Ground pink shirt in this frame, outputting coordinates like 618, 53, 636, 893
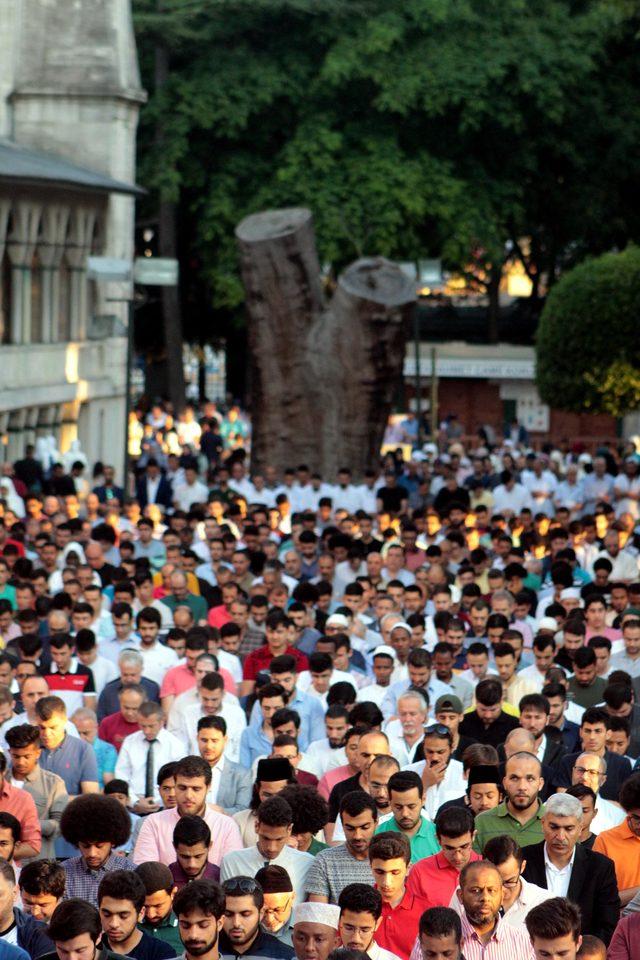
133, 805, 242, 866
159, 662, 236, 697
0, 781, 41, 853
318, 764, 355, 801
409, 911, 534, 960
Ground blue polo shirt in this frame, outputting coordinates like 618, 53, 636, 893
39, 733, 99, 793
249, 688, 325, 748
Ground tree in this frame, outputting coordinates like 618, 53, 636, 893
236, 208, 415, 476
132, 0, 640, 371
536, 246, 640, 416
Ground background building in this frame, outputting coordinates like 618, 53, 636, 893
0, 0, 144, 469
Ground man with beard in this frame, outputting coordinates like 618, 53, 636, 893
219, 876, 293, 959
473, 752, 545, 853
332, 757, 400, 845
97, 871, 175, 960
337, 884, 399, 960
306, 793, 378, 904
406, 808, 480, 908
409, 863, 535, 960
255, 866, 295, 946
374, 772, 438, 863
174, 880, 225, 960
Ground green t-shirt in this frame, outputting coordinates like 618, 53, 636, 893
375, 814, 440, 863
139, 913, 183, 954
0, 584, 16, 611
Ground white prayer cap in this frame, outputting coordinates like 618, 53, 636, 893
560, 588, 581, 601
390, 621, 412, 635
293, 903, 340, 929
372, 644, 397, 660
539, 616, 559, 632
326, 614, 349, 628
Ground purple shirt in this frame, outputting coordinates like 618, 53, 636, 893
169, 860, 221, 889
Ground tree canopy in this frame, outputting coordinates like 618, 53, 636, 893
536, 246, 640, 416
133, 0, 640, 326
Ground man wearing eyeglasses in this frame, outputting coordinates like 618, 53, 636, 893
219, 875, 294, 959
570, 752, 625, 833
593, 772, 640, 908
255, 866, 295, 946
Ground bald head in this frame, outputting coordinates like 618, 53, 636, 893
357, 732, 390, 768
504, 729, 536, 758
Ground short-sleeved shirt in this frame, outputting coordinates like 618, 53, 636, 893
92, 736, 118, 788
406, 851, 482, 907
243, 645, 308, 682
593, 819, 640, 891
106, 931, 175, 960
39, 733, 99, 793
474, 801, 545, 854
45, 661, 95, 715
0, 780, 41, 851
376, 888, 428, 960
375, 814, 440, 863
304, 844, 374, 902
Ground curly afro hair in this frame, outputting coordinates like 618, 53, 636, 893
60, 794, 131, 847
279, 784, 329, 836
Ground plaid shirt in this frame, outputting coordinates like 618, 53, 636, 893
63, 853, 135, 905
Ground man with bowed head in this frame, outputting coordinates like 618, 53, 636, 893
410, 862, 536, 960
173, 879, 226, 960
521, 791, 620, 943
406, 808, 481, 908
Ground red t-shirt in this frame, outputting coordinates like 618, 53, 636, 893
243, 644, 308, 681
98, 712, 140, 752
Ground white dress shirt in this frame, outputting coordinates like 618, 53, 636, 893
590, 794, 626, 834
207, 755, 225, 805
403, 758, 465, 819
544, 845, 575, 897
115, 728, 185, 802
303, 739, 347, 777
180, 699, 247, 762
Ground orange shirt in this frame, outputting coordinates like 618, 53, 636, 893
593, 819, 640, 890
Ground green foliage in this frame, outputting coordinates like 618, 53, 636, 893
133, 0, 640, 319
536, 246, 640, 416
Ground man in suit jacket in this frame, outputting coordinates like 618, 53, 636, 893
136, 460, 173, 510
196, 715, 252, 815
522, 792, 619, 944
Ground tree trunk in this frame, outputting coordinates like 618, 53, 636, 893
486, 264, 502, 343
236, 209, 415, 477
154, 35, 186, 414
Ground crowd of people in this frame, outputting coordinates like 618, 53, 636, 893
0, 411, 638, 960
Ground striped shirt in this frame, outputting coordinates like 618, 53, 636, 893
409, 911, 535, 960
305, 844, 374, 902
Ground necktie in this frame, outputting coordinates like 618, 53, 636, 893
145, 738, 158, 798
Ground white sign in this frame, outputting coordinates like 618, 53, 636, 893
134, 257, 179, 286
404, 357, 535, 380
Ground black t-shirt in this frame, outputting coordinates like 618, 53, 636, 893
109, 931, 175, 960
376, 484, 409, 513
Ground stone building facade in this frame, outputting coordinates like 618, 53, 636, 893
0, 0, 145, 472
